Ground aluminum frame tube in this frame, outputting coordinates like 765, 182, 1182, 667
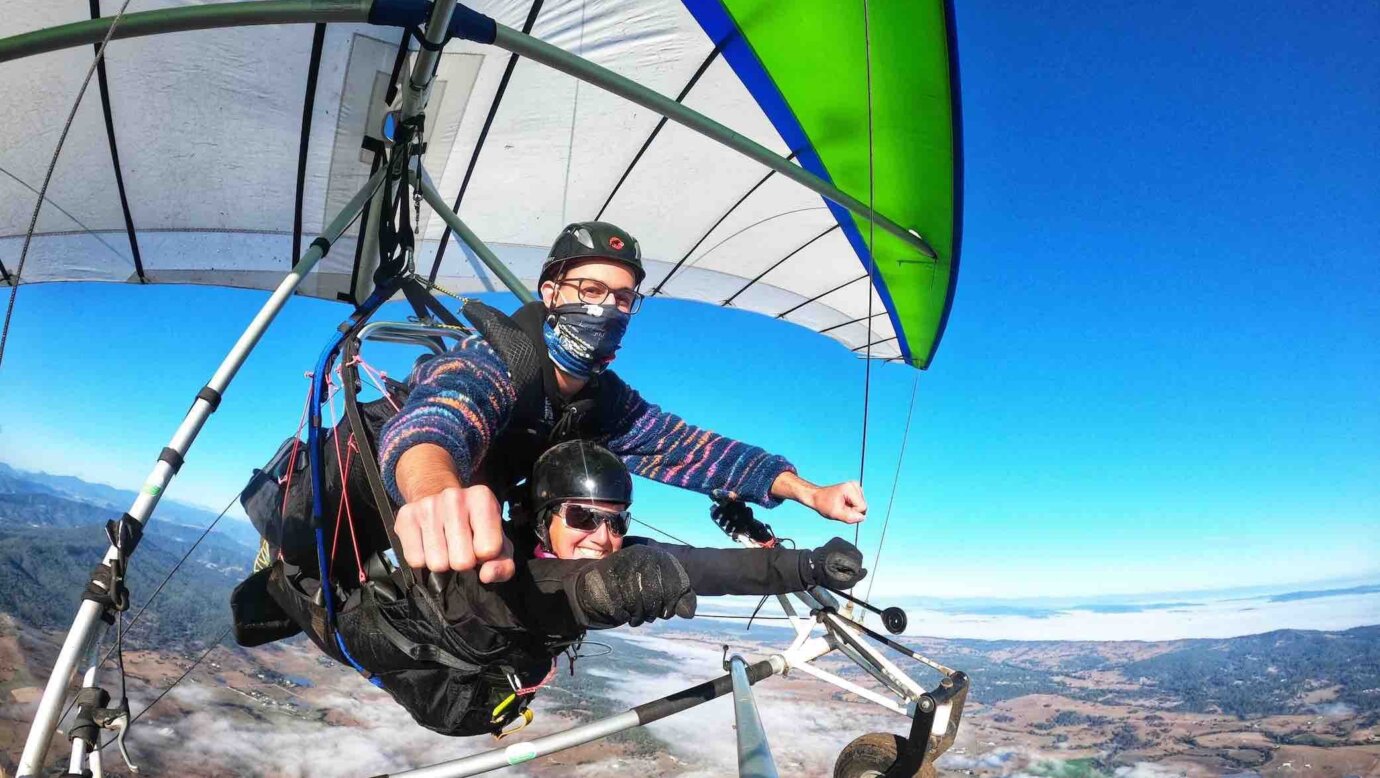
65, 652, 102, 778
17, 165, 389, 777
729, 655, 779, 778
822, 609, 926, 700
357, 321, 469, 354
388, 656, 785, 778
0, 0, 370, 64
400, 0, 459, 122
489, 23, 938, 260
415, 169, 536, 303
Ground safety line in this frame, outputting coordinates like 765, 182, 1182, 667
0, 0, 134, 371
557, 0, 588, 226
864, 372, 919, 605
856, 0, 878, 551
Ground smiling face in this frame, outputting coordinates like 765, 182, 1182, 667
545, 499, 627, 560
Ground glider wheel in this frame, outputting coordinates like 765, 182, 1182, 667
833, 732, 937, 778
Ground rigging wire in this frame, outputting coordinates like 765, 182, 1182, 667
855, 0, 878, 552
58, 485, 242, 728
630, 516, 692, 546
0, 0, 134, 371
98, 625, 233, 753
863, 372, 920, 605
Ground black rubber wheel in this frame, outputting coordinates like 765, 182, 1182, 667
833, 732, 911, 778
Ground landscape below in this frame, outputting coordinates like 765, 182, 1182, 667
1, 464, 1377, 776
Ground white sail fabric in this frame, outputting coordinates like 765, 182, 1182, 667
0, 1, 903, 360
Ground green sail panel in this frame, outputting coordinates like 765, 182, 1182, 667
710, 0, 962, 368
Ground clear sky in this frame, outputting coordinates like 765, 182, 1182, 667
1, 1, 1377, 599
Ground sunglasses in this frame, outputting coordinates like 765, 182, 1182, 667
557, 504, 631, 537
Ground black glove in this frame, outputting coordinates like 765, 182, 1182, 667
710, 497, 777, 546
804, 537, 867, 590
574, 546, 698, 628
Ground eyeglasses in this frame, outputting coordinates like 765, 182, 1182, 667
557, 504, 631, 537
555, 277, 645, 314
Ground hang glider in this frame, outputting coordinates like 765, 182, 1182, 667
3, 1, 967, 775
0, 0, 960, 367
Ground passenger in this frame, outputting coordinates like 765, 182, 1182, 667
253, 441, 866, 737
378, 220, 869, 584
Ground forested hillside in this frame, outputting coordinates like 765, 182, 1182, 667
0, 467, 254, 646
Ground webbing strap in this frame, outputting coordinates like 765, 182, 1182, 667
195, 385, 222, 412
339, 334, 417, 592
400, 274, 465, 328
340, 329, 458, 635
159, 447, 184, 473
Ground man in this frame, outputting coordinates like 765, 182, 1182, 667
378, 221, 868, 583
249, 441, 866, 737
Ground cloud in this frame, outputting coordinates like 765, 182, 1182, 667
138, 682, 506, 777
1312, 702, 1356, 718
595, 631, 913, 776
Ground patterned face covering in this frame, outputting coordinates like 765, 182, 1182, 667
543, 302, 630, 378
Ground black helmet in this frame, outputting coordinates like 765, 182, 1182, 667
530, 441, 633, 516
541, 221, 645, 285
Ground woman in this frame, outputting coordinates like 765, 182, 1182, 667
234, 440, 866, 737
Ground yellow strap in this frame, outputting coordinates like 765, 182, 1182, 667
493, 708, 534, 740
490, 692, 517, 722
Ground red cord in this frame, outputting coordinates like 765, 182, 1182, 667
512, 660, 558, 696
348, 355, 402, 412
325, 378, 367, 582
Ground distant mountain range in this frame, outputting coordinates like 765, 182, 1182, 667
0, 463, 259, 645
0, 461, 262, 548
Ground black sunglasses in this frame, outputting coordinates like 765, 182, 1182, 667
557, 504, 631, 537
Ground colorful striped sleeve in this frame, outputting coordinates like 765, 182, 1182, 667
602, 382, 795, 507
377, 335, 517, 503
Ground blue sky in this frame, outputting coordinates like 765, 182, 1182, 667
1, 1, 1377, 599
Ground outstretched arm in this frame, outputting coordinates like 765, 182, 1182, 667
626, 537, 865, 597
378, 335, 517, 501
768, 472, 868, 524
602, 378, 868, 523
378, 336, 517, 581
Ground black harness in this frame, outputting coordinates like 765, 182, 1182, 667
232, 287, 616, 735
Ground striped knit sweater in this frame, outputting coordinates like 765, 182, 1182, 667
378, 335, 795, 507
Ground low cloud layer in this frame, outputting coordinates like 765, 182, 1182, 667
697, 588, 1380, 641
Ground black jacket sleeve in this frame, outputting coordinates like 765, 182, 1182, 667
439, 537, 811, 637
623, 537, 810, 596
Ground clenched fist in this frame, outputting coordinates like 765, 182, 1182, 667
394, 484, 515, 583
807, 481, 868, 524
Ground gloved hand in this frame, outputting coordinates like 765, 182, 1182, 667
574, 546, 698, 628
804, 537, 867, 590
710, 497, 777, 547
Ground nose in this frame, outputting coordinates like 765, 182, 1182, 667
588, 522, 612, 544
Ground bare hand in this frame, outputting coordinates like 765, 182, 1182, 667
394, 484, 515, 582
807, 481, 867, 524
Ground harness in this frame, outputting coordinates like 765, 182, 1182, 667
233, 280, 610, 736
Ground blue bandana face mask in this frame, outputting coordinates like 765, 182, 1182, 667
543, 303, 630, 379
